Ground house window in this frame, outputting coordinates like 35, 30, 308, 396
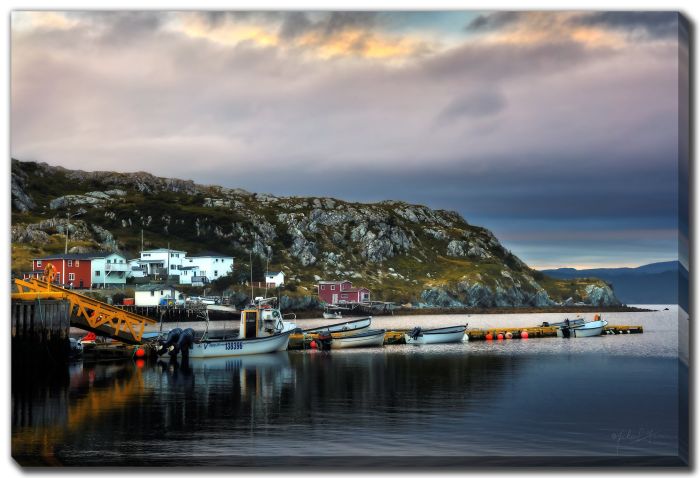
160, 290, 164, 295
36, 261, 42, 268
75, 260, 80, 266
170, 265, 176, 270
107, 259, 110, 264
150, 291, 155, 297
67, 260, 73, 267
68, 273, 75, 281
321, 285, 325, 290
331, 285, 336, 290
96, 271, 101, 276
214, 270, 218, 276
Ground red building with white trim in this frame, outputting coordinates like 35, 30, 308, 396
24, 252, 126, 289
317, 280, 371, 305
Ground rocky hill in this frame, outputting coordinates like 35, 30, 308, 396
11, 159, 620, 308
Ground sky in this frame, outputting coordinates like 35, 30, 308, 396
10, 10, 686, 269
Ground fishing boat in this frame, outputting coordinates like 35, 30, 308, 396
405, 325, 468, 345
328, 329, 386, 349
303, 316, 372, 337
322, 305, 347, 319
159, 297, 299, 358
556, 315, 608, 338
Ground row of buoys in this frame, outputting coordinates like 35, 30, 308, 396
484, 330, 530, 340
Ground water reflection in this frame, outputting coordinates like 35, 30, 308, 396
12, 348, 683, 466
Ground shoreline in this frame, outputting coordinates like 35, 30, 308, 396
289, 305, 656, 319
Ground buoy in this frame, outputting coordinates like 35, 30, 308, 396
521, 331, 529, 339
135, 347, 146, 358
485, 333, 493, 340
497, 333, 504, 340
135, 359, 145, 369
310, 340, 318, 349
505, 332, 513, 339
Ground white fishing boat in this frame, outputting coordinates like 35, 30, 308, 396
159, 296, 299, 358
303, 316, 372, 337
329, 329, 386, 349
405, 325, 468, 345
557, 316, 608, 338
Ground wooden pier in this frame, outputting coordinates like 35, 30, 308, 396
12, 299, 71, 362
287, 324, 643, 349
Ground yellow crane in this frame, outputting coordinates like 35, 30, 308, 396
13, 264, 157, 344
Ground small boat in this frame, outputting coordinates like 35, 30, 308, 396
323, 311, 343, 319
159, 296, 299, 358
405, 325, 468, 345
328, 329, 386, 349
557, 316, 608, 338
303, 317, 372, 337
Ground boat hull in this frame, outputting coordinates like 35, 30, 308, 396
330, 329, 386, 349
188, 330, 295, 358
304, 317, 372, 337
557, 320, 608, 338
405, 325, 467, 345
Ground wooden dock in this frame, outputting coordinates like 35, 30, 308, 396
288, 325, 643, 349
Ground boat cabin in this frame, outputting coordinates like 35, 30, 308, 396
238, 301, 284, 339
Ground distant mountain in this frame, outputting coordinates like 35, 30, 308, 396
541, 261, 681, 305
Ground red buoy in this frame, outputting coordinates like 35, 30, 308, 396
485, 333, 493, 340
135, 347, 146, 358
521, 331, 529, 339
310, 340, 318, 349
497, 333, 504, 340
135, 359, 145, 368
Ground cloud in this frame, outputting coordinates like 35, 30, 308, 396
10, 11, 683, 267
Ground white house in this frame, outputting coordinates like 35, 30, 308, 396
140, 248, 186, 278
265, 271, 285, 288
183, 251, 233, 282
134, 285, 183, 306
178, 265, 202, 285
127, 258, 146, 279
90, 252, 128, 288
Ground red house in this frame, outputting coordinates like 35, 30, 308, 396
317, 280, 371, 305
23, 252, 128, 289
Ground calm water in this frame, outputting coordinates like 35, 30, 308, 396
13, 305, 688, 466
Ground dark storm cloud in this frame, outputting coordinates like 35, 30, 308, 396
465, 12, 521, 31
573, 11, 680, 38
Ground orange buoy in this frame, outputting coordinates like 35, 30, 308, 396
310, 340, 318, 349
505, 332, 513, 339
497, 333, 504, 340
521, 331, 529, 339
135, 347, 145, 358
485, 333, 493, 340
135, 359, 145, 368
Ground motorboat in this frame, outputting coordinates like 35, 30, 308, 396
557, 315, 608, 338
158, 296, 299, 358
322, 305, 348, 319
303, 317, 372, 337
327, 329, 386, 349
405, 325, 468, 345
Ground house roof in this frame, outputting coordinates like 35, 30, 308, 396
141, 248, 186, 254
37, 251, 125, 260
135, 284, 178, 292
189, 250, 232, 258
344, 287, 370, 293
318, 280, 351, 285
266, 271, 284, 276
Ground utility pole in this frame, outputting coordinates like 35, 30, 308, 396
64, 211, 70, 254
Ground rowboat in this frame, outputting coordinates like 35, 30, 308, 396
329, 329, 386, 349
557, 318, 608, 338
405, 325, 468, 345
303, 317, 372, 337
